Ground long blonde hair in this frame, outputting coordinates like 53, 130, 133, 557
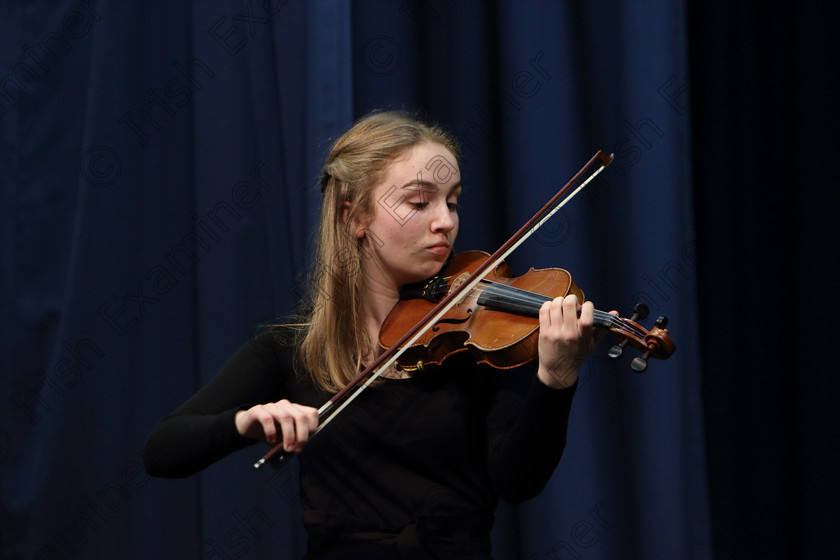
296, 110, 461, 392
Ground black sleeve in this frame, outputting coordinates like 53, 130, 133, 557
485, 369, 576, 504
142, 330, 290, 478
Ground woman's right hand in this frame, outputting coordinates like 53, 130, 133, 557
235, 399, 319, 453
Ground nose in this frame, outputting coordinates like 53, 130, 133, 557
430, 200, 456, 233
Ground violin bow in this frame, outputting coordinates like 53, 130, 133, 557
253, 150, 614, 469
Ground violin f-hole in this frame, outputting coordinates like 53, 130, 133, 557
431, 309, 473, 331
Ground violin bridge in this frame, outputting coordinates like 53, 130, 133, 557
449, 272, 471, 307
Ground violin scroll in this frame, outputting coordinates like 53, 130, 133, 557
605, 304, 676, 372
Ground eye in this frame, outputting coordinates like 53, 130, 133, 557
410, 202, 429, 210
447, 201, 460, 211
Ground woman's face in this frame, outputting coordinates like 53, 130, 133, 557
356, 141, 461, 290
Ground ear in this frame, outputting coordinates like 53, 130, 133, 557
342, 201, 367, 239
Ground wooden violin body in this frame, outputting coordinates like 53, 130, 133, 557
379, 251, 676, 373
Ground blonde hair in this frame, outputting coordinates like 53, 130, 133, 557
296, 110, 461, 392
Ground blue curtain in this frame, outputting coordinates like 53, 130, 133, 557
1, 1, 709, 558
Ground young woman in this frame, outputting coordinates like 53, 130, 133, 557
143, 111, 603, 558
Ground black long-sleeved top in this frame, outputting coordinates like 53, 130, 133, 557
143, 328, 576, 558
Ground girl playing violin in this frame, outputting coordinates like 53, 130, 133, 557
143, 110, 604, 558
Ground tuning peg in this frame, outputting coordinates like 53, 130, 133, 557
608, 303, 650, 359
655, 315, 668, 328
633, 303, 650, 321
630, 351, 650, 373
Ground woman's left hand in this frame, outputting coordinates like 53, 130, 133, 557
536, 294, 604, 389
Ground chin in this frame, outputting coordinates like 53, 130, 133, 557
424, 263, 448, 281
401, 265, 442, 287
397, 253, 451, 285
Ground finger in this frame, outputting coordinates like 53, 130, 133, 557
303, 407, 320, 435
539, 298, 553, 329
293, 407, 321, 452
579, 300, 595, 328
293, 411, 314, 451
547, 295, 568, 326
273, 401, 299, 452
254, 407, 278, 444
561, 295, 580, 327
540, 296, 572, 340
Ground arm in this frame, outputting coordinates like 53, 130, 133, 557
142, 329, 315, 478
487, 295, 603, 502
486, 374, 576, 503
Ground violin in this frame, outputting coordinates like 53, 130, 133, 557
254, 149, 672, 470
380, 250, 675, 374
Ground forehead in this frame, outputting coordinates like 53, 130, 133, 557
382, 142, 460, 186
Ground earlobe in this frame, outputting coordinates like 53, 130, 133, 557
342, 201, 366, 239
355, 220, 368, 239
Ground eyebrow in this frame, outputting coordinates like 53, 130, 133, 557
400, 179, 463, 194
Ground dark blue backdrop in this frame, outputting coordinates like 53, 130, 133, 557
2, 1, 709, 558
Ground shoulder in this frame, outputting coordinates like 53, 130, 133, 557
213, 324, 304, 388
248, 323, 329, 403
254, 323, 303, 349
242, 323, 304, 368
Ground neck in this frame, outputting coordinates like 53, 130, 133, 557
358, 251, 402, 337
360, 283, 411, 378
360, 277, 400, 358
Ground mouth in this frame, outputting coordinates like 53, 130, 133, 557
427, 243, 451, 256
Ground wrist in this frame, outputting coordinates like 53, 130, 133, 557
234, 410, 249, 437
537, 365, 578, 389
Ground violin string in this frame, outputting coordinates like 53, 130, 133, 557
441, 278, 650, 340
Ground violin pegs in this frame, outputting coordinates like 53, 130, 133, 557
608, 340, 626, 359
608, 302, 648, 359
630, 351, 650, 373
632, 303, 650, 321
608, 305, 662, 366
